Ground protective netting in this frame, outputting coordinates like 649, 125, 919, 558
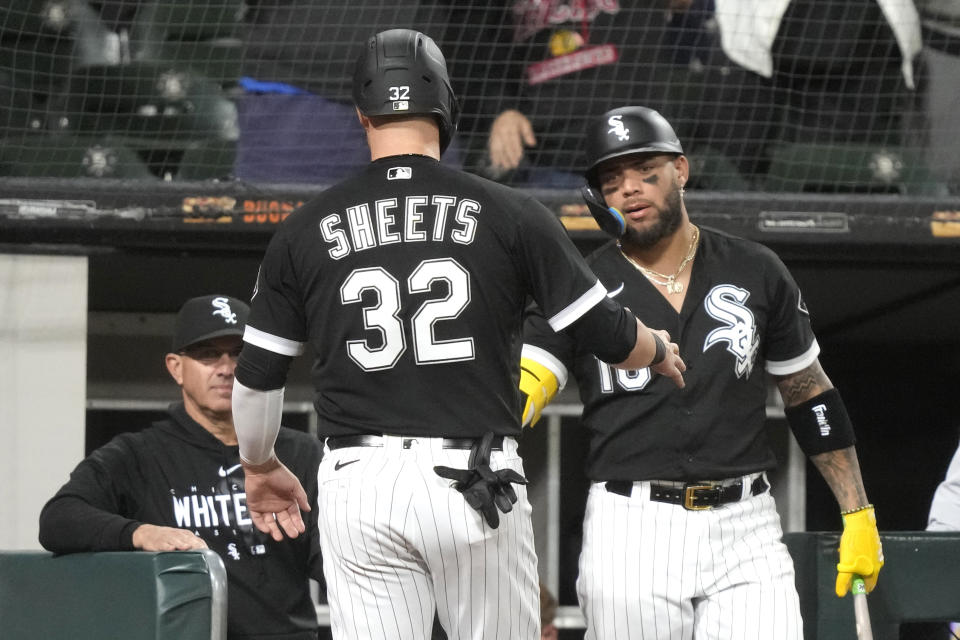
1, 0, 959, 198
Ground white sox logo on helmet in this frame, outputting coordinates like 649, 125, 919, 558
211, 296, 238, 324
607, 115, 630, 142
703, 284, 760, 378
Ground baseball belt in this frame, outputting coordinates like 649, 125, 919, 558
605, 474, 769, 510
326, 434, 505, 451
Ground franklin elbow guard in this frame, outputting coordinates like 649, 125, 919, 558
785, 388, 856, 455
519, 356, 561, 427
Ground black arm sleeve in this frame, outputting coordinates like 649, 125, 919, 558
276, 429, 326, 584
303, 443, 325, 584
235, 342, 295, 391
562, 296, 638, 365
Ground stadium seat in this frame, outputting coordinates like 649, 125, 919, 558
45, 62, 239, 148
176, 140, 237, 181
133, 40, 243, 89
0, 70, 44, 138
0, 39, 74, 97
0, 1, 72, 38
128, 0, 244, 88
762, 142, 946, 195
130, 0, 243, 42
0, 134, 155, 179
0, 550, 227, 640
685, 146, 751, 191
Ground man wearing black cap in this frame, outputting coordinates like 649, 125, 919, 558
39, 295, 325, 640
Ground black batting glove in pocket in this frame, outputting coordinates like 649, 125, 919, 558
434, 431, 528, 529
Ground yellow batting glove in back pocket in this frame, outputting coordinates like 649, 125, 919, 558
519, 357, 560, 428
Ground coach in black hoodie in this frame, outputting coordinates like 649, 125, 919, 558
39, 294, 324, 640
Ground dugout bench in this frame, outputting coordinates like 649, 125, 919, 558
784, 532, 960, 640
0, 549, 227, 640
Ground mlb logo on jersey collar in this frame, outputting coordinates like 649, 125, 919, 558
388, 166, 412, 180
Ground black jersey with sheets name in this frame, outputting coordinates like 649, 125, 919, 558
246, 154, 609, 438
523, 226, 820, 482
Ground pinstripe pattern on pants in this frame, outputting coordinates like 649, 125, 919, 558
318, 435, 541, 640
577, 477, 802, 640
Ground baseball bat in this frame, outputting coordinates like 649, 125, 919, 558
852, 576, 874, 640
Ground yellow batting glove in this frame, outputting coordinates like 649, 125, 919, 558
835, 505, 884, 597
519, 356, 560, 427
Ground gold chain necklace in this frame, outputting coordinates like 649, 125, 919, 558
619, 225, 700, 295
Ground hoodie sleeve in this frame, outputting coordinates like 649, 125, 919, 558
38, 437, 143, 553
300, 434, 325, 583
276, 429, 325, 583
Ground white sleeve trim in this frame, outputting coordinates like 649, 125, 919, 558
765, 340, 820, 376
232, 379, 284, 465
243, 325, 306, 357
547, 280, 607, 332
521, 344, 569, 389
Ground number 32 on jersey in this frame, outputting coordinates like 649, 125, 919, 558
340, 257, 474, 371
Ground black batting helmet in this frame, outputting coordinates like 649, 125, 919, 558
583, 106, 683, 188
353, 28, 460, 154
580, 106, 684, 237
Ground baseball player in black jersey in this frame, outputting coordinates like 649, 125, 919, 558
39, 295, 324, 640
230, 31, 685, 640
519, 106, 885, 640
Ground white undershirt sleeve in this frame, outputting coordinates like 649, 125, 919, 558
232, 379, 284, 465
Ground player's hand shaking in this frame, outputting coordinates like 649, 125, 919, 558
650, 329, 686, 389
242, 455, 311, 542
434, 431, 528, 529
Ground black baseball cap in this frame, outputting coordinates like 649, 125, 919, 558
172, 295, 250, 352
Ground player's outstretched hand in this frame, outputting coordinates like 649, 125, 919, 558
132, 524, 208, 551
650, 329, 686, 389
241, 455, 311, 542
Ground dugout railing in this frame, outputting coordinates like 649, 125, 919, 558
0, 549, 228, 640
784, 531, 960, 640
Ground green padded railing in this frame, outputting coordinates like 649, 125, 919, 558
784, 532, 960, 640
0, 550, 227, 640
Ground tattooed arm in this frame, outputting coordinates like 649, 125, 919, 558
777, 360, 884, 595
775, 360, 870, 511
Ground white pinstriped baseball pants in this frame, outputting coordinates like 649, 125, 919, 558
318, 435, 541, 640
577, 475, 803, 640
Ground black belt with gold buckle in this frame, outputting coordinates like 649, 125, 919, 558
605, 475, 769, 510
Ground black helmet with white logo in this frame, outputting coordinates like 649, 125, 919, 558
580, 106, 684, 237
583, 106, 683, 188
352, 28, 460, 154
